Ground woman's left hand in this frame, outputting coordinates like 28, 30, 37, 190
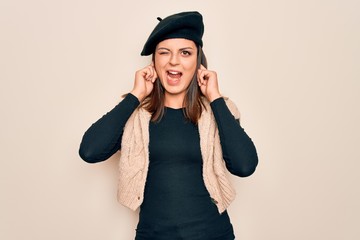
197, 65, 222, 102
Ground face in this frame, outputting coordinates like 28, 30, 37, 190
154, 38, 197, 100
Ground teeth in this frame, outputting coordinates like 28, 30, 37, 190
168, 71, 180, 74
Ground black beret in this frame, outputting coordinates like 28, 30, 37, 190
141, 11, 204, 56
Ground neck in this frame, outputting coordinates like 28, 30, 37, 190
164, 92, 185, 109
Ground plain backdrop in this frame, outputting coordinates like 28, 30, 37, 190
1, 0, 359, 239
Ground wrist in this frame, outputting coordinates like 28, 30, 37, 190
130, 90, 145, 102
208, 93, 222, 102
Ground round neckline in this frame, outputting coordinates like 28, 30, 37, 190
164, 106, 185, 111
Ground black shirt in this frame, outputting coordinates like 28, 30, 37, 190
79, 94, 258, 239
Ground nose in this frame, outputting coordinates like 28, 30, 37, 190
169, 53, 179, 66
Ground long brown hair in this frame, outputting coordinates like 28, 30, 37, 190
141, 46, 208, 124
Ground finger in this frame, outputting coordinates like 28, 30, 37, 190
149, 65, 157, 82
197, 77, 202, 86
151, 68, 158, 83
198, 71, 207, 86
148, 66, 155, 81
198, 69, 206, 84
149, 62, 156, 79
200, 69, 209, 81
144, 68, 152, 81
197, 69, 204, 85
147, 66, 154, 80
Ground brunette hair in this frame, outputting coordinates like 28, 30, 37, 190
140, 46, 208, 124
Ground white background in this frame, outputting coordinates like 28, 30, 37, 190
1, 0, 359, 239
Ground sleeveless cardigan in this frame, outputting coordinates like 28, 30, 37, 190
117, 97, 241, 214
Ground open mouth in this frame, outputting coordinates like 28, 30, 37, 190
166, 70, 183, 86
167, 70, 182, 79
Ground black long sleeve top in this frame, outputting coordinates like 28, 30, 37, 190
79, 93, 258, 177
79, 94, 258, 239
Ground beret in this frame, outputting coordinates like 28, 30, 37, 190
141, 11, 204, 56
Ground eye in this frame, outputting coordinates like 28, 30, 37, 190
158, 51, 169, 55
181, 50, 191, 56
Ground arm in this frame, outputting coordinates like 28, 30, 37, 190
210, 97, 258, 177
79, 63, 157, 163
78, 93, 140, 163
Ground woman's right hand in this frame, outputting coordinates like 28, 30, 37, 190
130, 63, 157, 102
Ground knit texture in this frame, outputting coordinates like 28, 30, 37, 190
117, 97, 241, 214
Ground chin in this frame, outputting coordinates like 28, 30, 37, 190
163, 85, 186, 95
161, 76, 192, 95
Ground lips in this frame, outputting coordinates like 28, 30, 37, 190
167, 70, 182, 78
166, 70, 182, 86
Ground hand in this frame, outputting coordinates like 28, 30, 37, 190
130, 63, 157, 102
197, 65, 222, 102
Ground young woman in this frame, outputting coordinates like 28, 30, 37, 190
79, 11, 258, 240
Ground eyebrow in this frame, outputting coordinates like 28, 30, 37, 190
156, 47, 194, 51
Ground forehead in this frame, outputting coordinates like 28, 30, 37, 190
156, 38, 197, 49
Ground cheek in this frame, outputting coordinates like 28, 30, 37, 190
153, 61, 163, 78
184, 59, 197, 76
154, 59, 167, 75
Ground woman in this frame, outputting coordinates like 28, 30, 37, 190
79, 11, 258, 240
